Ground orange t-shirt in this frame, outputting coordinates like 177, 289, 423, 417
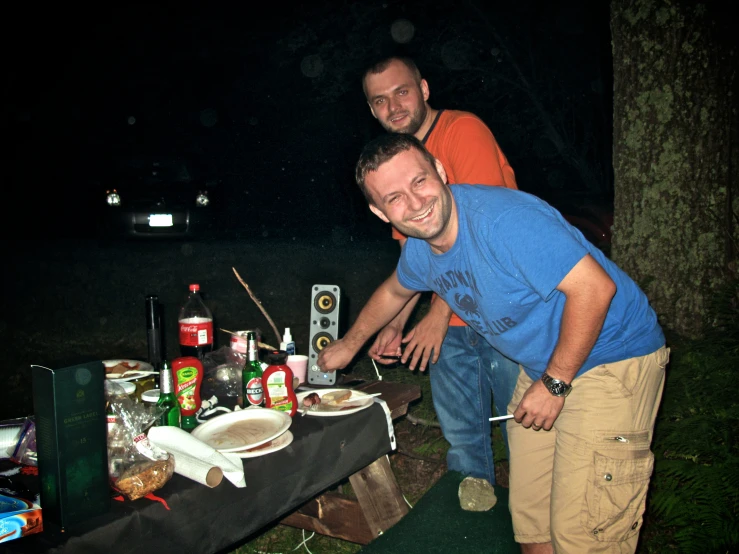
393, 109, 518, 326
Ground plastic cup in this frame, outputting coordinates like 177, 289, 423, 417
286, 355, 309, 385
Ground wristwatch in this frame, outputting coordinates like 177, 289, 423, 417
541, 372, 572, 397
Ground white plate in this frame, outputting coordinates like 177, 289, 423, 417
103, 359, 155, 381
232, 430, 294, 458
190, 407, 292, 453
297, 389, 375, 417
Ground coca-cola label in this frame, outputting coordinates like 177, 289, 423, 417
179, 318, 213, 347
245, 377, 263, 406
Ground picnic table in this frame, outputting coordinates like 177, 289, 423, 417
4, 380, 420, 553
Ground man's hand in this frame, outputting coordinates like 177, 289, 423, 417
316, 338, 357, 373
369, 324, 404, 364
400, 298, 452, 371
513, 379, 565, 431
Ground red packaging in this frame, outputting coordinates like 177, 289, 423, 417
262, 351, 298, 417
172, 356, 203, 430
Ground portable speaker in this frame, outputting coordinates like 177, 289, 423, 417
308, 284, 341, 385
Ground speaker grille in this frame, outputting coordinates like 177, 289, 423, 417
308, 284, 341, 385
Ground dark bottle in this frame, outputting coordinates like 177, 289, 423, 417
157, 361, 181, 427
178, 283, 214, 359
242, 331, 264, 407
145, 294, 163, 370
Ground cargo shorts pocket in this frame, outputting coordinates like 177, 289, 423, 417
580, 433, 654, 543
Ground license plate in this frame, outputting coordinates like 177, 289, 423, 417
149, 214, 173, 227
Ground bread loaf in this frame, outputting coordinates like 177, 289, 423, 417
322, 389, 352, 405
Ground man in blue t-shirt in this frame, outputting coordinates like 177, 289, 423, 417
317, 134, 668, 554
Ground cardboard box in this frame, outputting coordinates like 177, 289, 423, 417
31, 361, 110, 532
0, 460, 43, 544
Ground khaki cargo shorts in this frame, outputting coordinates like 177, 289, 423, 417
506, 347, 669, 553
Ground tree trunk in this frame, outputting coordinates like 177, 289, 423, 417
610, 0, 737, 338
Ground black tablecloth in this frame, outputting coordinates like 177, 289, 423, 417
4, 404, 392, 554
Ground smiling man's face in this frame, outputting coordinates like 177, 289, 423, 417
363, 59, 429, 137
366, 147, 456, 251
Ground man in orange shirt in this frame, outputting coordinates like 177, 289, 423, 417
362, 56, 520, 492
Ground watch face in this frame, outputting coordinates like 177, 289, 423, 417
550, 382, 567, 395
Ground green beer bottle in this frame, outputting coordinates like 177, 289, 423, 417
242, 331, 264, 407
157, 360, 181, 426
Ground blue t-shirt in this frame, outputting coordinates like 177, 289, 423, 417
397, 185, 665, 380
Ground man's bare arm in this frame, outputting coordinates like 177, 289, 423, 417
369, 292, 422, 361
317, 270, 417, 372
513, 254, 616, 430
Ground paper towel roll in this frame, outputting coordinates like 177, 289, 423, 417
147, 426, 245, 488
172, 454, 223, 488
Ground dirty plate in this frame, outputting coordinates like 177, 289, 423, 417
296, 389, 375, 417
191, 408, 292, 453
231, 430, 294, 458
104, 359, 155, 381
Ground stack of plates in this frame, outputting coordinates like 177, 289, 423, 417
191, 408, 293, 458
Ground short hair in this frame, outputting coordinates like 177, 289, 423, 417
361, 56, 423, 98
355, 133, 438, 204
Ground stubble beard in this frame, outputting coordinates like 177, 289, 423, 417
395, 186, 453, 243
382, 104, 427, 136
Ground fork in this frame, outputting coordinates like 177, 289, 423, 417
301, 403, 321, 417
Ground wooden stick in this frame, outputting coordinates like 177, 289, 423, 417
231, 267, 282, 346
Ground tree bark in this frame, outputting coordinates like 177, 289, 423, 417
610, 0, 738, 338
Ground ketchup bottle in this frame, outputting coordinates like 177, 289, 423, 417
262, 350, 298, 417
172, 356, 203, 430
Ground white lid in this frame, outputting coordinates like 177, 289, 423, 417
141, 389, 161, 403
118, 381, 136, 395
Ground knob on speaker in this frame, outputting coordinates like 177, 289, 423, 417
308, 284, 341, 385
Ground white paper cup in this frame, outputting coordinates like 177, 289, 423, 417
286, 355, 309, 385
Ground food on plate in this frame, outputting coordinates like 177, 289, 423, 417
302, 392, 321, 407
322, 389, 352, 405
104, 360, 141, 377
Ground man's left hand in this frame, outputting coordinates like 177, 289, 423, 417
513, 380, 565, 431
400, 300, 450, 371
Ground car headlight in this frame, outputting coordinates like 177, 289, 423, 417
195, 190, 210, 207
106, 190, 121, 207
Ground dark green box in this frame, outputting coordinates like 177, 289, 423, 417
31, 361, 110, 532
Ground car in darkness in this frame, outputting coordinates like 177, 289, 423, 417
100, 155, 219, 239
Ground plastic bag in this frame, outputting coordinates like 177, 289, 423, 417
9, 417, 37, 466
202, 346, 245, 403
105, 381, 174, 500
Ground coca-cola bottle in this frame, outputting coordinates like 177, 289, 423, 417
178, 283, 214, 359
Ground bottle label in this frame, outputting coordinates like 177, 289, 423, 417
270, 397, 294, 413
175, 366, 199, 412
266, 372, 287, 397
245, 377, 263, 406
179, 317, 213, 346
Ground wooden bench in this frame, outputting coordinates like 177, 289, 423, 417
280, 380, 421, 544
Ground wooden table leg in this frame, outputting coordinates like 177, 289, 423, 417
349, 454, 410, 538
281, 454, 409, 544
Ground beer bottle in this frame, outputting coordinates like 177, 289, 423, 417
242, 331, 264, 407
157, 360, 181, 427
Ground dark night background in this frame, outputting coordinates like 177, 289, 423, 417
6, 1, 613, 241
3, 1, 614, 419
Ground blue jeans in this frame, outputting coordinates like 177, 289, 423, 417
429, 325, 519, 485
